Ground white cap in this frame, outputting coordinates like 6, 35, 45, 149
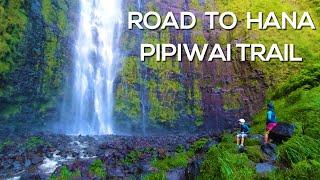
239, 119, 245, 123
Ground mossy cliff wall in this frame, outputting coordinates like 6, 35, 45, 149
116, 0, 319, 132
0, 0, 77, 129
116, 0, 266, 132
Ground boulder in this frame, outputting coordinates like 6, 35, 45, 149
269, 122, 294, 143
185, 157, 202, 179
30, 154, 43, 165
13, 161, 22, 172
256, 163, 276, 174
261, 143, 277, 161
167, 168, 185, 180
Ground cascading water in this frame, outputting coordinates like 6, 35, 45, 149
61, 0, 123, 135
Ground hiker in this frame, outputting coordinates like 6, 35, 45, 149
264, 103, 277, 143
236, 119, 250, 148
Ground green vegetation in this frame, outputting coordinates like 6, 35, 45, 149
0, 0, 27, 73
146, 138, 209, 177
0, 104, 21, 119
24, 136, 46, 150
89, 159, 107, 178
0, 139, 13, 151
123, 149, 143, 165
287, 160, 320, 179
142, 171, 166, 180
0, 0, 27, 114
199, 146, 255, 180
115, 56, 141, 121
50, 166, 81, 180
278, 136, 320, 166
122, 147, 155, 165
190, 138, 209, 153
253, 86, 320, 138
40, 0, 71, 115
216, 0, 320, 87
207, 1, 320, 177
246, 145, 267, 163
0, 0, 73, 122
152, 151, 190, 171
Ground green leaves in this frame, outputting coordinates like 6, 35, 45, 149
90, 159, 107, 178
199, 145, 255, 180
278, 136, 320, 166
0, 0, 27, 73
50, 166, 81, 180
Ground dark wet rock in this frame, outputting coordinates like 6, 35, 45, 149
185, 157, 202, 179
68, 160, 91, 177
140, 163, 156, 173
71, 151, 79, 157
0, 131, 218, 179
13, 161, 22, 172
157, 148, 167, 160
261, 143, 277, 161
269, 122, 294, 144
256, 163, 276, 174
109, 166, 126, 178
21, 173, 45, 180
167, 168, 185, 180
24, 159, 31, 168
203, 140, 218, 152
30, 154, 43, 165
238, 146, 247, 153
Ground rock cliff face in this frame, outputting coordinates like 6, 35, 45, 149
115, 0, 266, 133
0, 0, 78, 131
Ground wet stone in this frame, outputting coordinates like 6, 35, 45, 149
256, 163, 276, 174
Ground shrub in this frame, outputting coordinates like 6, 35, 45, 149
199, 146, 255, 180
246, 137, 262, 146
123, 150, 142, 165
287, 160, 320, 179
89, 159, 106, 178
278, 136, 320, 166
151, 152, 189, 171
142, 171, 166, 180
50, 166, 81, 180
190, 138, 209, 153
0, 140, 13, 152
273, 64, 320, 99
246, 145, 267, 163
25, 136, 46, 150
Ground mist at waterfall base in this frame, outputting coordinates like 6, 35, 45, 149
56, 0, 124, 136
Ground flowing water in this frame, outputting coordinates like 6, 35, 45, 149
61, 0, 123, 135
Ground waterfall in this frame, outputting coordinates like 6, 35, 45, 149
61, 0, 123, 135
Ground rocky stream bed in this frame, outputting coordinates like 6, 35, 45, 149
1, 123, 294, 179
0, 131, 219, 179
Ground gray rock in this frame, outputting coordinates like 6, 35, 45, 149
185, 157, 202, 179
24, 159, 31, 168
109, 166, 125, 177
167, 168, 185, 180
256, 163, 276, 174
13, 161, 22, 171
261, 143, 277, 161
31, 154, 43, 165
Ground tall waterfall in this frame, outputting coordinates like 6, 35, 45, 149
61, 0, 123, 135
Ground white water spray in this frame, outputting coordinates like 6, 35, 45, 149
63, 0, 123, 135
